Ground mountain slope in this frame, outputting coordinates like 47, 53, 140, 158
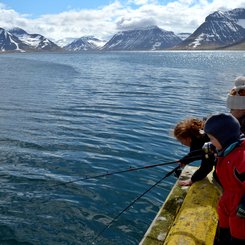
0, 28, 30, 52
102, 26, 182, 50
223, 38, 245, 50
176, 8, 245, 49
8, 27, 61, 51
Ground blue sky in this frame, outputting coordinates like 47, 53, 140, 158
0, 0, 244, 41
0, 0, 120, 16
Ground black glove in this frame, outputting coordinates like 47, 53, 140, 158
237, 194, 245, 218
202, 142, 217, 159
202, 142, 216, 153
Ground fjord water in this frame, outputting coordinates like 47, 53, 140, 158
0, 51, 244, 244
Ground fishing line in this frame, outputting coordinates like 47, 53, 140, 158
92, 165, 181, 244
19, 153, 203, 209
51, 154, 203, 187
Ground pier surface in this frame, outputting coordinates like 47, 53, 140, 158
140, 166, 222, 245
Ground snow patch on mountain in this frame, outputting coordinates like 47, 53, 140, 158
189, 34, 205, 48
17, 34, 42, 48
9, 35, 24, 52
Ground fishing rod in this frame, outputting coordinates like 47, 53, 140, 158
52, 154, 203, 187
92, 165, 181, 244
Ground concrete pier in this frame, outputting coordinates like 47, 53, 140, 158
140, 166, 222, 245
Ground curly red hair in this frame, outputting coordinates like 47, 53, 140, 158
173, 118, 205, 140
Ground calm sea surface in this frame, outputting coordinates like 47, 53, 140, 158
0, 51, 244, 244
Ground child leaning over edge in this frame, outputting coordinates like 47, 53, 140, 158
173, 118, 215, 186
204, 113, 245, 244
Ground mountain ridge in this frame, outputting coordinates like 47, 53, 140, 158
174, 8, 245, 50
0, 8, 244, 52
102, 26, 182, 51
8, 27, 61, 51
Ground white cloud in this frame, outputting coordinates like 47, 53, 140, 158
0, 0, 244, 41
127, 0, 158, 5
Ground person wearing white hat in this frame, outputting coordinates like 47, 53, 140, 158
227, 76, 245, 133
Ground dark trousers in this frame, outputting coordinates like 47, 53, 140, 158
216, 228, 245, 245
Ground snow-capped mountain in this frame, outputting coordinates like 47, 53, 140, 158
176, 8, 245, 49
102, 26, 182, 50
0, 8, 244, 52
0, 28, 30, 52
65, 36, 106, 51
8, 27, 61, 51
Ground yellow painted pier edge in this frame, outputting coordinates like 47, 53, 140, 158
140, 166, 222, 245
